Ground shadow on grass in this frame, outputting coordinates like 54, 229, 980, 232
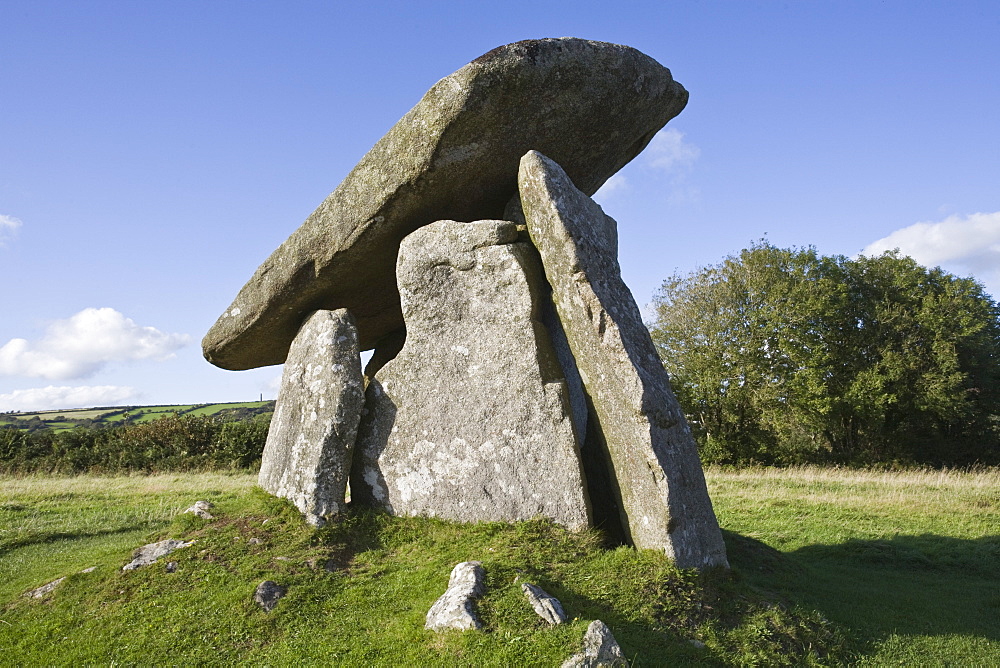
527, 578, 728, 666
723, 529, 1000, 656
566, 598, 727, 666
0, 524, 158, 557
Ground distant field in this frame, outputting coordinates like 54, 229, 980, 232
0, 401, 275, 432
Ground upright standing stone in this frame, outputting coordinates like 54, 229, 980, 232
258, 308, 364, 526
203, 38, 688, 370
518, 151, 728, 569
352, 219, 590, 530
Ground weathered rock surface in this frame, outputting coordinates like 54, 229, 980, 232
122, 539, 193, 571
351, 220, 590, 529
203, 38, 688, 370
518, 151, 728, 569
258, 308, 364, 526
521, 582, 568, 625
562, 620, 627, 667
425, 561, 486, 631
254, 580, 286, 612
25, 577, 65, 599
183, 500, 214, 519
505, 198, 590, 442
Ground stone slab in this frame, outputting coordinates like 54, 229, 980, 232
351, 219, 590, 529
122, 539, 193, 571
518, 150, 728, 569
258, 308, 364, 525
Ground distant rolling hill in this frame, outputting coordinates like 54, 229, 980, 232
0, 401, 275, 432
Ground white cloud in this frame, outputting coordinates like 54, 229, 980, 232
0, 214, 22, 247
264, 372, 283, 395
0, 307, 191, 380
593, 173, 629, 205
863, 211, 1000, 298
643, 128, 701, 204
863, 211, 1000, 272
0, 385, 140, 412
646, 128, 701, 173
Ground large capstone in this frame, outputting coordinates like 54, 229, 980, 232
258, 308, 364, 526
203, 38, 688, 370
518, 150, 728, 569
351, 219, 590, 529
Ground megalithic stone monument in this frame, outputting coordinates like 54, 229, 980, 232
206, 37, 729, 570
517, 150, 729, 569
202, 38, 688, 370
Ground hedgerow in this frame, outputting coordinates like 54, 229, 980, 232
0, 414, 269, 474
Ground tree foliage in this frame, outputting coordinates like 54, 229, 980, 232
650, 242, 1000, 466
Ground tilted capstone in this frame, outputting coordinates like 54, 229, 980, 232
202, 37, 688, 370
351, 219, 591, 529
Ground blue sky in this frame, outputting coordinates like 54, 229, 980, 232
2, 1, 998, 411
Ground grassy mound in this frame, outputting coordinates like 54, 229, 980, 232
2, 484, 842, 665
5, 466, 997, 664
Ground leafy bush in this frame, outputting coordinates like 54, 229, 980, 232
650, 242, 1000, 467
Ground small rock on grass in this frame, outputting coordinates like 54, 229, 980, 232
183, 500, 214, 519
254, 580, 286, 612
24, 577, 65, 599
425, 562, 486, 631
521, 582, 568, 625
122, 539, 193, 571
562, 620, 627, 667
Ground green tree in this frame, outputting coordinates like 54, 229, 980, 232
650, 242, 1000, 466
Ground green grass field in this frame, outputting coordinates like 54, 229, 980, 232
27, 409, 116, 420
0, 401, 273, 432
708, 467, 1000, 665
1, 467, 996, 665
